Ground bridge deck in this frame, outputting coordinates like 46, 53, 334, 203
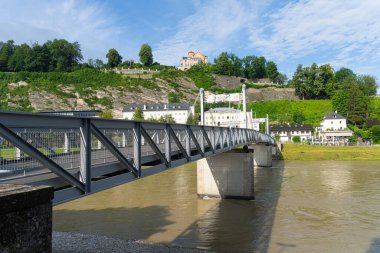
0, 111, 274, 204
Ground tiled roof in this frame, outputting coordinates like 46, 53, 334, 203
206, 108, 242, 113
270, 124, 313, 132
323, 111, 346, 120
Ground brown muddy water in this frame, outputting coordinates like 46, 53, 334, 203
53, 160, 380, 253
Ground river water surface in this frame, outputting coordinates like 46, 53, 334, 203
53, 160, 380, 253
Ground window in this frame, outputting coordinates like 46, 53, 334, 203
331, 121, 333, 124
340, 121, 342, 124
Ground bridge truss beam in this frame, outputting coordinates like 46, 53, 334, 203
0, 111, 274, 204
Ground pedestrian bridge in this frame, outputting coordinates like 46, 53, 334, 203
0, 111, 274, 204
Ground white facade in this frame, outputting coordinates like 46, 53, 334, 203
122, 103, 194, 124
204, 108, 260, 130
315, 111, 353, 145
320, 115, 347, 131
270, 125, 313, 143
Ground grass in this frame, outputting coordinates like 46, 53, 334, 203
248, 100, 333, 127
282, 143, 380, 160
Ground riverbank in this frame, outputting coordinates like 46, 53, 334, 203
53, 232, 212, 253
281, 143, 380, 160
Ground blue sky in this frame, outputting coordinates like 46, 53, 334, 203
1, 0, 379, 87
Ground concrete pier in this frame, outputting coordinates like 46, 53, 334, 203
251, 144, 272, 167
197, 152, 254, 200
0, 184, 54, 253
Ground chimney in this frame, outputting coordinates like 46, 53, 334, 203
143, 104, 147, 110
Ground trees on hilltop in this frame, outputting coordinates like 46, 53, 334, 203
139, 43, 153, 66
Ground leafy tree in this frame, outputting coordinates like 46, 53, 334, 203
0, 40, 15, 71
214, 52, 241, 76
99, 111, 113, 118
266, 61, 279, 82
7, 43, 31, 71
292, 64, 307, 99
293, 112, 306, 124
25, 43, 51, 71
291, 63, 334, 99
139, 43, 153, 66
168, 92, 180, 103
106, 48, 122, 68
369, 125, 380, 144
276, 73, 288, 85
335, 67, 355, 84
95, 59, 104, 69
358, 75, 377, 97
45, 39, 83, 71
333, 77, 367, 126
132, 107, 144, 120
87, 58, 104, 69
186, 113, 199, 125
159, 114, 176, 123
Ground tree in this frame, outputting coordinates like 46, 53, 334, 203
132, 107, 144, 120
0, 40, 15, 71
292, 64, 307, 99
186, 113, 199, 125
106, 48, 122, 68
291, 63, 334, 99
369, 125, 380, 144
276, 73, 288, 85
332, 77, 367, 126
159, 114, 176, 123
139, 43, 153, 66
99, 111, 113, 118
358, 75, 377, 96
293, 112, 306, 124
45, 39, 83, 71
214, 52, 241, 76
25, 43, 51, 71
168, 92, 180, 103
335, 67, 355, 84
266, 61, 279, 82
7, 43, 31, 71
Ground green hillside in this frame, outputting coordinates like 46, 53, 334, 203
248, 100, 333, 127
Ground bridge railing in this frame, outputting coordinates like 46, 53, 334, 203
0, 111, 274, 203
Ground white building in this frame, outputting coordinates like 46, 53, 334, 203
315, 111, 353, 144
204, 107, 260, 130
122, 103, 194, 124
270, 124, 313, 142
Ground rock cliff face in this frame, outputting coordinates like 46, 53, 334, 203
23, 76, 199, 118
246, 88, 298, 102
5, 72, 297, 118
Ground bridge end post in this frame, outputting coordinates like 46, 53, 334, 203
197, 150, 254, 200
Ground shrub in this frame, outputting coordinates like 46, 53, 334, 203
292, 136, 301, 143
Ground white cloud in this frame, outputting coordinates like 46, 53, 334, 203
249, 0, 380, 69
154, 0, 264, 66
0, 0, 124, 60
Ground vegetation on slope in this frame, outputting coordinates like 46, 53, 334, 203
248, 100, 333, 127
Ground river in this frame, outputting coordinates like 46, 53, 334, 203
53, 160, 380, 253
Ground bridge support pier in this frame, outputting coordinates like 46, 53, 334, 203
197, 151, 254, 200
251, 144, 272, 167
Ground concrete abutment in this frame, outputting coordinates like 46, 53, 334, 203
0, 184, 54, 253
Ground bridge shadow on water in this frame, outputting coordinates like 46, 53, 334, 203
171, 161, 286, 253
53, 205, 173, 241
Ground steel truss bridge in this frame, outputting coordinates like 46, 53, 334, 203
0, 111, 274, 203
